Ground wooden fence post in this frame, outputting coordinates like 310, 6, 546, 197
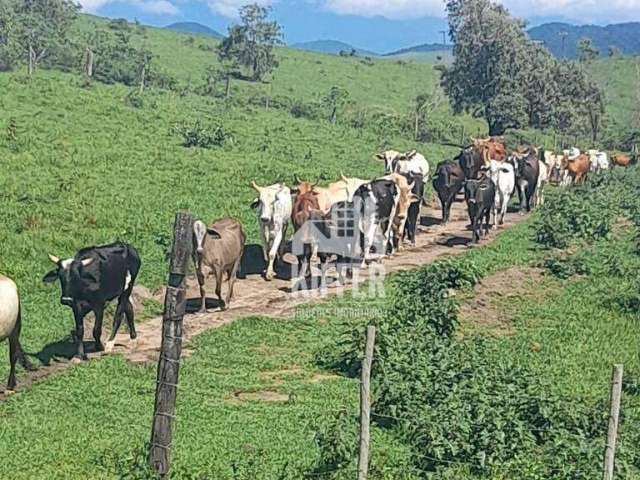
603, 364, 623, 480
357, 326, 376, 480
149, 211, 193, 477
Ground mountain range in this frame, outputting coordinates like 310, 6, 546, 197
162, 20, 640, 60
164, 22, 223, 39
528, 22, 640, 58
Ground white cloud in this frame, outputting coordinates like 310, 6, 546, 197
206, 0, 274, 17
322, 0, 445, 19
319, 0, 640, 22
77, 0, 181, 15
138, 0, 180, 14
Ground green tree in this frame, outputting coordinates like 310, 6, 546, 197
412, 87, 444, 141
521, 43, 559, 129
322, 86, 350, 123
608, 45, 621, 58
441, 0, 531, 135
10, 0, 79, 76
217, 3, 282, 82
577, 37, 599, 63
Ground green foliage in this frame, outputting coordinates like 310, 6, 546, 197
0, 0, 79, 75
534, 175, 623, 248
543, 254, 589, 279
170, 119, 233, 148
577, 37, 599, 63
217, 3, 282, 82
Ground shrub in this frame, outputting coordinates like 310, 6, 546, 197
170, 120, 232, 148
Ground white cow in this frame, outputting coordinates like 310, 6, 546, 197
0, 275, 32, 391
535, 160, 549, 207
587, 149, 610, 173
486, 160, 515, 226
251, 182, 292, 281
376, 149, 430, 177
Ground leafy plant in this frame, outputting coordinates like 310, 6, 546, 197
171, 119, 233, 148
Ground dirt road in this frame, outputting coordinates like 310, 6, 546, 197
1, 199, 528, 398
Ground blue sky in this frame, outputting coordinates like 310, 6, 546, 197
82, 0, 640, 53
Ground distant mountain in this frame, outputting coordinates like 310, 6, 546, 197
528, 22, 640, 58
164, 22, 223, 39
291, 40, 378, 57
384, 43, 453, 56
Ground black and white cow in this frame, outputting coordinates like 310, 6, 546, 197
432, 158, 465, 224
509, 152, 540, 214
354, 179, 399, 267
401, 172, 424, 245
464, 176, 496, 244
43, 242, 141, 360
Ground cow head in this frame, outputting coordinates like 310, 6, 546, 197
251, 181, 289, 224
395, 181, 420, 222
458, 148, 484, 180
193, 220, 222, 255
464, 177, 492, 205
375, 150, 401, 174
43, 254, 94, 306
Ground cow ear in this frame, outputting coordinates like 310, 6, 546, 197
43, 269, 58, 283
250, 198, 260, 209
206, 228, 222, 239
410, 194, 421, 203
374, 153, 385, 160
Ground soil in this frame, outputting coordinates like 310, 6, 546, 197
458, 267, 547, 337
1, 197, 529, 400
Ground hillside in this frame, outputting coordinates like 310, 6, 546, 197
290, 39, 378, 57
384, 42, 452, 57
164, 21, 223, 39
529, 22, 640, 58
0, 12, 639, 480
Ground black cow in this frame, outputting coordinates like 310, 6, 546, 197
509, 152, 540, 214
354, 179, 399, 265
457, 148, 485, 180
401, 172, 424, 245
464, 176, 496, 243
432, 158, 465, 224
43, 242, 141, 360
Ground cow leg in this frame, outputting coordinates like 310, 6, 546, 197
484, 209, 491, 237
214, 268, 225, 311
106, 302, 124, 353
260, 225, 269, 263
225, 258, 241, 307
266, 228, 283, 281
196, 266, 207, 313
121, 300, 136, 341
92, 303, 105, 352
72, 305, 88, 361
318, 254, 329, 292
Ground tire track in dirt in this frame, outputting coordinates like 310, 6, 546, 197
0, 200, 529, 399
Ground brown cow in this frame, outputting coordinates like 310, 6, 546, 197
563, 153, 590, 184
611, 154, 632, 167
384, 173, 419, 254
474, 137, 507, 163
293, 176, 339, 214
192, 218, 245, 312
291, 190, 331, 286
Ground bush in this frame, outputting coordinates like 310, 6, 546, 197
170, 119, 232, 148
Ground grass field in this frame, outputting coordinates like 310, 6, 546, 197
1, 13, 640, 479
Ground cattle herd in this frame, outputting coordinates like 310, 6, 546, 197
1, 139, 636, 391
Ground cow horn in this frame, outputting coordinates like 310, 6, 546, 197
48, 254, 60, 264
341, 172, 348, 182
251, 181, 262, 192
81, 258, 94, 267
294, 174, 302, 184
312, 178, 321, 188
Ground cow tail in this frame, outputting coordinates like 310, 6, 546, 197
14, 303, 32, 370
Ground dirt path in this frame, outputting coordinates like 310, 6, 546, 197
1, 200, 528, 399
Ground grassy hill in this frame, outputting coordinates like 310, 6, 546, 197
0, 13, 638, 479
290, 40, 378, 57
164, 21, 223, 39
